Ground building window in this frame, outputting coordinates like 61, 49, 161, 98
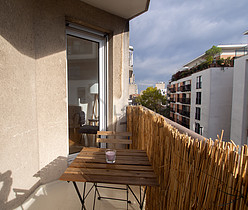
129, 48, 133, 67
196, 76, 202, 89
195, 123, 203, 135
196, 92, 201, 105
195, 107, 201, 120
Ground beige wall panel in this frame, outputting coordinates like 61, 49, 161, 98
0, 0, 40, 208
1, 0, 130, 208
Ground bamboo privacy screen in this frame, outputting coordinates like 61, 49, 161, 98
126, 106, 248, 210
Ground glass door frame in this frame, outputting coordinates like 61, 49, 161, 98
66, 24, 108, 155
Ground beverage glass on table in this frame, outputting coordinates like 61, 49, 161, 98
105, 149, 116, 163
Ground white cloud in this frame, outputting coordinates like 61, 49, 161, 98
130, 0, 248, 89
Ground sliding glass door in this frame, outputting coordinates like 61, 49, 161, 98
67, 26, 107, 154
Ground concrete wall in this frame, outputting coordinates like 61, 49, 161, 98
230, 55, 248, 145
208, 67, 233, 141
190, 70, 211, 137
173, 67, 233, 140
190, 68, 233, 140
0, 0, 129, 209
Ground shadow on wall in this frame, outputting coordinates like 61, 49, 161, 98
0, 0, 36, 59
0, 0, 128, 60
0, 156, 67, 210
0, 171, 13, 209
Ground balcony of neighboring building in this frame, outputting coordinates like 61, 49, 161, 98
181, 116, 190, 128
178, 97, 191, 104
180, 84, 191, 92
178, 108, 190, 118
170, 107, 175, 113
170, 86, 176, 93
170, 97, 176, 103
169, 112, 175, 121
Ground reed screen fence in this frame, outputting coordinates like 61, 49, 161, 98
126, 106, 247, 210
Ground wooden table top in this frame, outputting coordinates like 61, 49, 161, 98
59, 147, 159, 187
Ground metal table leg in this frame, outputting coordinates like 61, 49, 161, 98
128, 185, 147, 210
72, 182, 95, 210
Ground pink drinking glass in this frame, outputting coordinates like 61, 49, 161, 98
105, 149, 116, 163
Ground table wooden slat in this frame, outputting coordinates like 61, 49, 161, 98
76, 154, 149, 161
63, 167, 157, 178
59, 148, 159, 187
80, 148, 146, 154
60, 173, 158, 186
69, 162, 154, 171
72, 158, 151, 165
78, 151, 148, 156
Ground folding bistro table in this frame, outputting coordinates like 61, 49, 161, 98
59, 147, 159, 210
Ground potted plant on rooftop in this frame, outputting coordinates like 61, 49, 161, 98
205, 45, 222, 67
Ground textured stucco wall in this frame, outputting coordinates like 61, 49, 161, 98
0, 1, 40, 209
0, 0, 129, 208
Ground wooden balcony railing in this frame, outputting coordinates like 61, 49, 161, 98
127, 105, 248, 210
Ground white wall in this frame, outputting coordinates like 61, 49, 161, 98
230, 55, 248, 145
190, 70, 211, 137
208, 67, 233, 141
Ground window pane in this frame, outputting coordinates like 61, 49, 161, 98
196, 92, 201, 104
67, 35, 99, 154
195, 107, 201, 120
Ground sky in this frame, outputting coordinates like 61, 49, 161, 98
130, 0, 248, 92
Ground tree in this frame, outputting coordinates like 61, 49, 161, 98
137, 87, 166, 114
205, 45, 222, 64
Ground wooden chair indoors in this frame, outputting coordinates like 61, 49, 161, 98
95, 131, 133, 208
68, 105, 85, 153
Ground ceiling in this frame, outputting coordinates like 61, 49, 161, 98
80, 0, 150, 19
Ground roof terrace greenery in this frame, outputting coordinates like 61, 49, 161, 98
171, 46, 234, 82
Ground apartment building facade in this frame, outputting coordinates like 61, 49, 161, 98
169, 67, 234, 140
168, 44, 248, 141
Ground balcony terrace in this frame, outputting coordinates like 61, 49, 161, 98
16, 106, 248, 209
171, 57, 235, 82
